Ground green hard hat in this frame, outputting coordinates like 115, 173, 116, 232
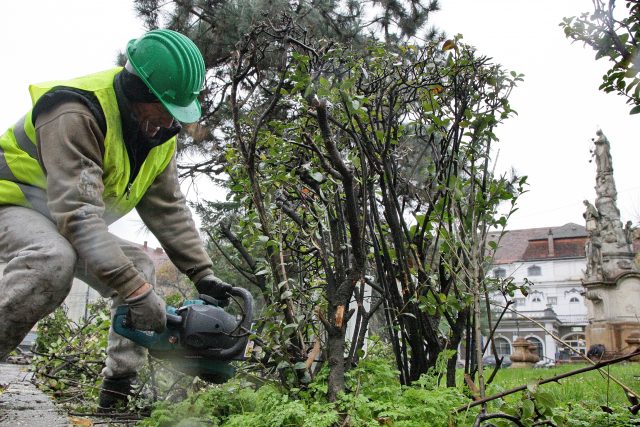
126, 29, 205, 123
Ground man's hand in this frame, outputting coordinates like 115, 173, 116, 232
124, 283, 166, 333
195, 275, 233, 300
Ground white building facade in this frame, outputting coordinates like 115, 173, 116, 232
485, 223, 589, 364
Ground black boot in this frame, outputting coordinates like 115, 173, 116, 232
97, 375, 136, 412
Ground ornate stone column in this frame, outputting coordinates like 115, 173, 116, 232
582, 130, 640, 358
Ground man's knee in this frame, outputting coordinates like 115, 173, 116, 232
22, 238, 77, 298
0, 240, 76, 317
0, 237, 77, 357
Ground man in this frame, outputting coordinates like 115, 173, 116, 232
0, 29, 231, 409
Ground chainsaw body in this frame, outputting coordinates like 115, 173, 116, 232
113, 286, 253, 383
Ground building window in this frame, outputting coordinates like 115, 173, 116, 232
514, 298, 525, 307
548, 296, 557, 305
526, 337, 544, 359
569, 297, 580, 303
494, 268, 506, 278
494, 337, 511, 356
531, 295, 542, 303
527, 265, 541, 276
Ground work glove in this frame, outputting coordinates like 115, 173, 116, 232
195, 274, 233, 300
124, 286, 166, 333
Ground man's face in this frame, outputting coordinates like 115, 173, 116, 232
131, 102, 175, 138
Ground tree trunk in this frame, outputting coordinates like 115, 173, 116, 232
446, 306, 469, 387
326, 325, 346, 401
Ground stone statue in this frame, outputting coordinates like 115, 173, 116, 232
583, 131, 640, 359
583, 200, 599, 231
591, 129, 613, 177
585, 234, 602, 279
583, 130, 637, 281
624, 220, 634, 244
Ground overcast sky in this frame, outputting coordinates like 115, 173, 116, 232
433, 1, 640, 231
2, 0, 639, 248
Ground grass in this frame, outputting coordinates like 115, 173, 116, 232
481, 362, 640, 407
453, 363, 639, 426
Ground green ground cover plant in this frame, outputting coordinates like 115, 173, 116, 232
140, 362, 640, 427
140, 355, 640, 426
140, 350, 469, 427
31, 303, 640, 426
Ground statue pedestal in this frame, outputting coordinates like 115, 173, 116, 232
587, 322, 640, 356
625, 332, 640, 361
584, 273, 640, 356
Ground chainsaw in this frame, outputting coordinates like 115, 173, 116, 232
113, 286, 254, 383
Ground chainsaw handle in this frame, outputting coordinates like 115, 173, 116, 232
228, 286, 253, 328
218, 286, 254, 359
166, 312, 183, 326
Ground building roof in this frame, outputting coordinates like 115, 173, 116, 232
117, 239, 173, 269
489, 223, 587, 264
138, 241, 172, 268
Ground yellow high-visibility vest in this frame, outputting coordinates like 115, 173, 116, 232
0, 68, 176, 219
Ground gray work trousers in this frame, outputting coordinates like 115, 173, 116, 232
0, 205, 152, 379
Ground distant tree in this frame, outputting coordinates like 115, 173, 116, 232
154, 260, 191, 299
561, 0, 640, 113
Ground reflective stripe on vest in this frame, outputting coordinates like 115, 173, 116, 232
0, 68, 176, 219
0, 112, 48, 214
13, 115, 38, 160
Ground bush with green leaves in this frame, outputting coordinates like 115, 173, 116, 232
561, 0, 640, 114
